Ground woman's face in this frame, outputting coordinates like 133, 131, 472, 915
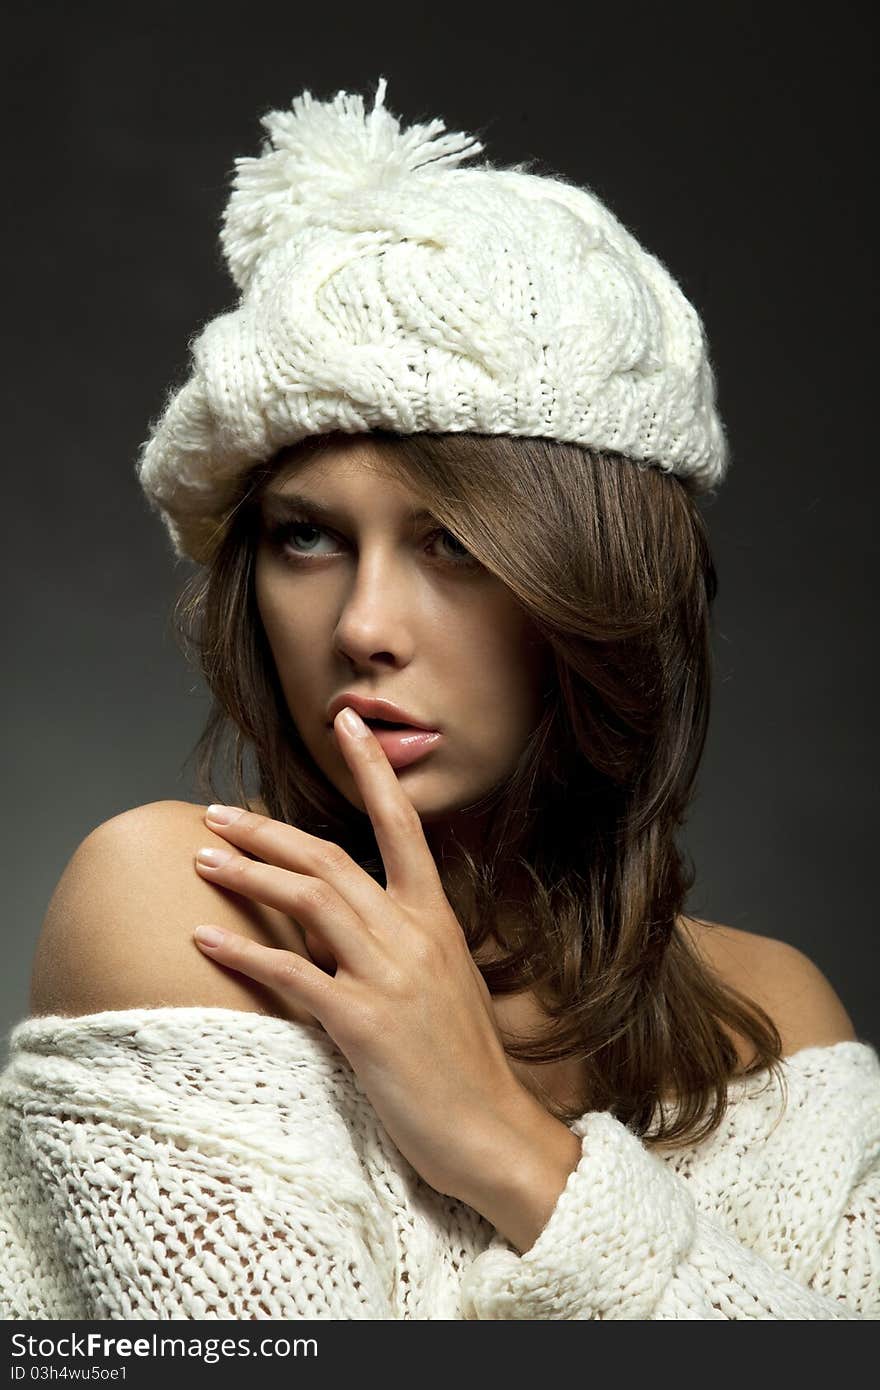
253, 436, 553, 827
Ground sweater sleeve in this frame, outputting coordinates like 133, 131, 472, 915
0, 1009, 398, 1320
459, 1042, 880, 1320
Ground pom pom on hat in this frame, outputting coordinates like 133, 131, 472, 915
221, 75, 487, 293
137, 76, 730, 566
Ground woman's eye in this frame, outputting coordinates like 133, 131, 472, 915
266, 518, 479, 569
271, 519, 335, 556
431, 528, 478, 566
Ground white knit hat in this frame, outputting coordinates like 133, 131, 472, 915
136, 75, 729, 565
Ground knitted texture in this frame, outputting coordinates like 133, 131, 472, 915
135, 76, 730, 566
0, 1009, 877, 1319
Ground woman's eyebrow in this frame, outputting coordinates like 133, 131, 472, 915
260, 490, 436, 525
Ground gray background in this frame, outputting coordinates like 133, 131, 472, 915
3, 4, 876, 1051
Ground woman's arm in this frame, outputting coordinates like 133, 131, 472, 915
458, 1066, 878, 1318
459, 1089, 877, 1319
456, 947, 876, 1319
467, 937, 859, 1256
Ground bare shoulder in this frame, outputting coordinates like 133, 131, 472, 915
30, 799, 318, 1026
680, 915, 857, 1059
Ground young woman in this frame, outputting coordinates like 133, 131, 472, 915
0, 79, 876, 1320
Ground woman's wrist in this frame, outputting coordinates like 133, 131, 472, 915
454, 1092, 584, 1255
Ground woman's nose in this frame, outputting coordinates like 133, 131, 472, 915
332, 558, 417, 666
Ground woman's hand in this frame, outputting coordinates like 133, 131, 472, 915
190, 705, 541, 1205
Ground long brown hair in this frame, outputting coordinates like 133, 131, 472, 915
170, 429, 786, 1147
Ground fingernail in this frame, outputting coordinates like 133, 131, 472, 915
196, 846, 231, 866
339, 707, 368, 738
194, 925, 225, 947
206, 804, 245, 824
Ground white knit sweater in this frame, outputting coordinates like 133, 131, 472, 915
0, 1008, 877, 1320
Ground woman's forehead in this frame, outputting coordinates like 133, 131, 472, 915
269, 435, 421, 502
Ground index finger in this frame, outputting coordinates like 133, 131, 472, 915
333, 708, 444, 903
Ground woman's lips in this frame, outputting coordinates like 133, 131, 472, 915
330, 723, 443, 769
371, 727, 443, 769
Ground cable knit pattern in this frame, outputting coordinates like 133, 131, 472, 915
135, 76, 729, 566
0, 1008, 877, 1320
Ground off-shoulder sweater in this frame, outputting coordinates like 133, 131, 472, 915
0, 1007, 877, 1320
